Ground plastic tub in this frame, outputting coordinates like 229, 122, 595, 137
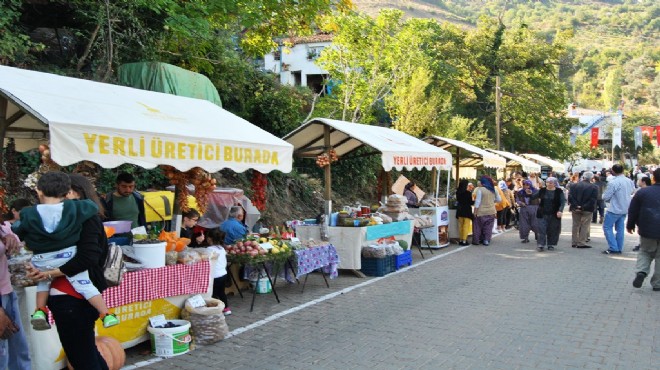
103, 220, 133, 234
132, 241, 166, 268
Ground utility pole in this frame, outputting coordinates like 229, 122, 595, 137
495, 75, 501, 151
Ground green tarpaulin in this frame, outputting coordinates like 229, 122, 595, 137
118, 62, 222, 107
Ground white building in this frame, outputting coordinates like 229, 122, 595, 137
567, 104, 622, 142
263, 34, 332, 94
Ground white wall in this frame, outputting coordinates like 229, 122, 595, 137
263, 42, 330, 86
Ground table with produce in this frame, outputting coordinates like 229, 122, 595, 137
223, 235, 340, 309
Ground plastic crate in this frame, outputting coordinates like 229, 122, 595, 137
361, 256, 394, 277
392, 250, 412, 270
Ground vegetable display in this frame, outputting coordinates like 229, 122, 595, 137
251, 170, 267, 211
315, 149, 338, 168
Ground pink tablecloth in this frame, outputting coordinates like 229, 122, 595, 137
103, 261, 210, 308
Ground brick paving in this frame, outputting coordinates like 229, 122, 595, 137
125, 215, 659, 369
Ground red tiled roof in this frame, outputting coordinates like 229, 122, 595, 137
281, 34, 334, 46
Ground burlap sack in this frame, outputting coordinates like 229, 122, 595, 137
181, 298, 229, 345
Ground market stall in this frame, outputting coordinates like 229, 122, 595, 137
283, 118, 452, 271
485, 149, 542, 174
422, 136, 506, 242
520, 153, 566, 174
0, 65, 293, 369
423, 135, 507, 180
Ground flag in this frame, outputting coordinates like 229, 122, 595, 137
590, 127, 599, 149
656, 126, 660, 147
634, 126, 642, 150
612, 127, 621, 149
641, 126, 654, 140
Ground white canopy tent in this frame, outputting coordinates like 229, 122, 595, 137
0, 65, 293, 174
283, 118, 452, 213
521, 153, 566, 174
423, 136, 506, 179
486, 149, 542, 174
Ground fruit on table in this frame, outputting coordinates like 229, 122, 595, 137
225, 240, 268, 257
104, 226, 116, 238
158, 230, 191, 252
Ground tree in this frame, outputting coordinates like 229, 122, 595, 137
602, 66, 624, 110
316, 10, 406, 123
0, 0, 43, 65
462, 18, 575, 159
386, 65, 445, 136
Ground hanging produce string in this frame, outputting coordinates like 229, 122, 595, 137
160, 165, 216, 214
315, 149, 338, 168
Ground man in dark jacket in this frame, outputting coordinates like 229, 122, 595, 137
627, 168, 660, 291
568, 171, 598, 248
591, 175, 606, 224
103, 172, 146, 228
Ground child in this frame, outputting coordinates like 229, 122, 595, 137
203, 229, 231, 316
16, 171, 119, 330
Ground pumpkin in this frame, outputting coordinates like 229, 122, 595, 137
67, 336, 125, 370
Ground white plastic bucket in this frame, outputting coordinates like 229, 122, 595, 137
147, 320, 192, 357
132, 242, 166, 268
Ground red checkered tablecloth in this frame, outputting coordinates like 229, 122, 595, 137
102, 261, 211, 308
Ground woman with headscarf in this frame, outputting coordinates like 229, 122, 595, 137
496, 180, 514, 232
530, 177, 565, 251
403, 182, 419, 208
455, 179, 474, 246
515, 179, 540, 243
529, 172, 544, 189
472, 176, 501, 246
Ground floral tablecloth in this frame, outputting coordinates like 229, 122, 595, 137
293, 244, 340, 279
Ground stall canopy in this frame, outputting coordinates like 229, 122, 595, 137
284, 118, 452, 171
486, 149, 541, 173
423, 136, 506, 169
0, 65, 293, 173
521, 153, 566, 174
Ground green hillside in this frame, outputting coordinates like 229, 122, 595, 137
353, 0, 660, 112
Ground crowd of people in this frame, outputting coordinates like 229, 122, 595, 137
454, 163, 659, 292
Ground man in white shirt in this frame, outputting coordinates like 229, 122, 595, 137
602, 164, 635, 255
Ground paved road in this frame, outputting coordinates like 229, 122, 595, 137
126, 215, 659, 369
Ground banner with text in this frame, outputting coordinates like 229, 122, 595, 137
50, 124, 294, 173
